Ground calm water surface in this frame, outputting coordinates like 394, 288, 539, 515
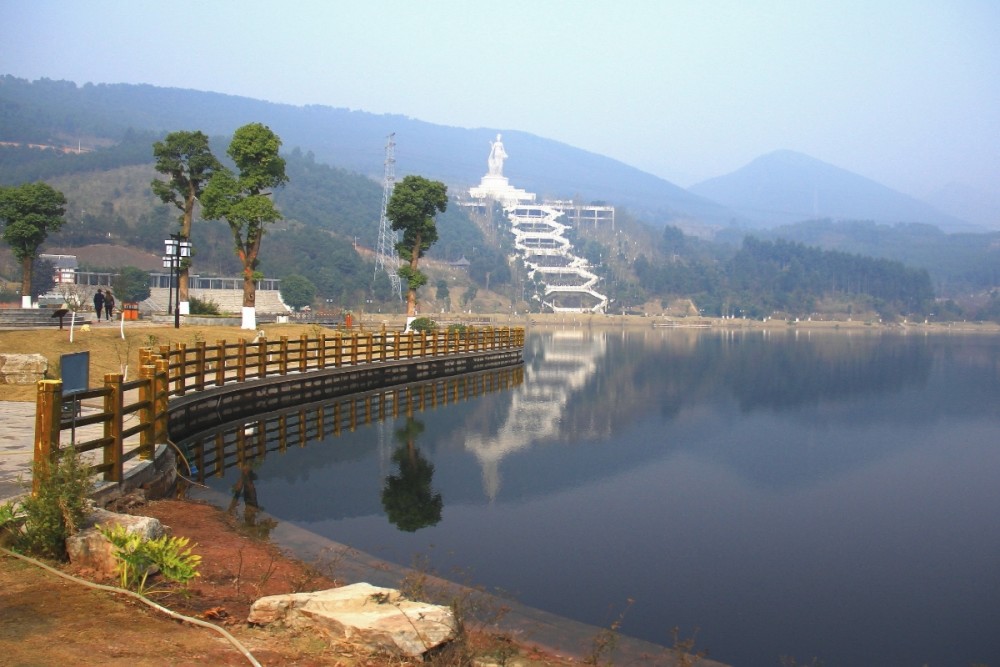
189, 328, 1000, 666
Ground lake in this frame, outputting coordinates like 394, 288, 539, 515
186, 327, 1000, 666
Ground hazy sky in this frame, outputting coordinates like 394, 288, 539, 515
3, 0, 998, 197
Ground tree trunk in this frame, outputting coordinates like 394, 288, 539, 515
406, 289, 417, 317
178, 193, 196, 310
20, 255, 32, 304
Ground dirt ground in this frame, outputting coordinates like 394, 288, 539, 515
0, 497, 575, 666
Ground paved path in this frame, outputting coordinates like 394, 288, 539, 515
0, 401, 38, 502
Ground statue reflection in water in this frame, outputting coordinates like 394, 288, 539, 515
228, 460, 277, 538
381, 416, 443, 532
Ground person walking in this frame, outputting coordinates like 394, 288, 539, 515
104, 291, 115, 321
93, 289, 105, 320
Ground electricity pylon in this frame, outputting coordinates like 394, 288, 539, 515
374, 133, 402, 301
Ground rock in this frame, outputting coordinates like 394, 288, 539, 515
248, 582, 456, 657
65, 507, 164, 577
0, 353, 47, 385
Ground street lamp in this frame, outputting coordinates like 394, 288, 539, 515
162, 234, 192, 329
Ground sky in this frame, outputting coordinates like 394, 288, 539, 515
2, 0, 998, 198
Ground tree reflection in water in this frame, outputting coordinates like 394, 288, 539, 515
381, 417, 443, 532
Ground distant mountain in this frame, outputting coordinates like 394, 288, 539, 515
0, 76, 729, 227
923, 182, 1000, 231
688, 149, 971, 231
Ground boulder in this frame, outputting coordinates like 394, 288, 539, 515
0, 353, 47, 385
248, 582, 456, 657
65, 506, 164, 577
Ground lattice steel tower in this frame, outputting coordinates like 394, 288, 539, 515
374, 133, 402, 301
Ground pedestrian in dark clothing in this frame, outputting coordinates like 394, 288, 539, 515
104, 291, 115, 321
93, 289, 105, 320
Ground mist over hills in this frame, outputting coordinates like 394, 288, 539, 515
5, 76, 983, 233
689, 150, 974, 232
0, 76, 728, 227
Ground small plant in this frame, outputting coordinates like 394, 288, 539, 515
0, 500, 25, 547
98, 523, 201, 595
17, 448, 92, 560
144, 333, 160, 348
670, 626, 707, 666
584, 598, 634, 665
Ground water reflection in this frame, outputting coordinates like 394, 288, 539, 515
178, 365, 523, 502
381, 417, 442, 532
465, 330, 606, 498
181, 329, 1000, 666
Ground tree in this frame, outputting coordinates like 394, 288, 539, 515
111, 266, 152, 304
0, 182, 66, 307
151, 131, 221, 314
201, 123, 288, 329
386, 175, 448, 318
30, 257, 56, 299
279, 274, 316, 311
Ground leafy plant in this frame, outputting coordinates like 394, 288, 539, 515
409, 316, 437, 332
0, 500, 25, 547
98, 523, 201, 595
16, 448, 92, 560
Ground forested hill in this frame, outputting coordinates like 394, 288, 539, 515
0, 75, 727, 226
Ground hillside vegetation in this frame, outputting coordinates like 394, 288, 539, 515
1, 76, 998, 322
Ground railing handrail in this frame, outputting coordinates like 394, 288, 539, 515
33, 327, 525, 492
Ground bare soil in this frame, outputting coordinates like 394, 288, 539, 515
0, 497, 572, 666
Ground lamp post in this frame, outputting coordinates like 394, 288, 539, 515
163, 234, 192, 329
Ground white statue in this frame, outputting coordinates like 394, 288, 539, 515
488, 134, 507, 176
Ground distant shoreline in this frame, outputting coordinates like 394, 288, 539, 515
365, 311, 1000, 335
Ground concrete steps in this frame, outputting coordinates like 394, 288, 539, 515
0, 308, 93, 328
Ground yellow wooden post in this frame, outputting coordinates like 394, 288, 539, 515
33, 380, 62, 496
104, 373, 124, 482
257, 338, 267, 379
154, 359, 170, 446
300, 334, 309, 372
237, 339, 247, 382
215, 340, 226, 387
280, 336, 289, 375
138, 363, 156, 459
194, 341, 206, 392
319, 333, 327, 369
175, 343, 187, 396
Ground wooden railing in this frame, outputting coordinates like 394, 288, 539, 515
33, 327, 525, 491
147, 325, 524, 398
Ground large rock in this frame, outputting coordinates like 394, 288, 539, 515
65, 505, 164, 577
0, 353, 47, 384
248, 582, 456, 657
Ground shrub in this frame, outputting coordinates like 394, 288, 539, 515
409, 317, 437, 332
17, 449, 93, 560
189, 296, 220, 315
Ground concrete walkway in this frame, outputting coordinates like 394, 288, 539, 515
0, 401, 36, 502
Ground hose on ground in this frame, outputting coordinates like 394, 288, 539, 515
0, 546, 262, 667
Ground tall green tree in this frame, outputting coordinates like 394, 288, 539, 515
279, 273, 316, 311
151, 131, 221, 312
386, 175, 448, 318
0, 182, 66, 306
202, 123, 288, 329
